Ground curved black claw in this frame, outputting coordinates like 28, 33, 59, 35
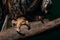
17, 31, 25, 36
27, 25, 31, 30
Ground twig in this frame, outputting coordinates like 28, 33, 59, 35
1, 15, 9, 32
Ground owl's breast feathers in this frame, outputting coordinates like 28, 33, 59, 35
10, 0, 42, 14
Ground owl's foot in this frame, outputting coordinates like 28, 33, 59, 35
12, 17, 30, 33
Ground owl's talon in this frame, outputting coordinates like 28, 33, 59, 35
16, 28, 20, 32
27, 25, 30, 30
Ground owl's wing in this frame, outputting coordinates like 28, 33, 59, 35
41, 0, 52, 13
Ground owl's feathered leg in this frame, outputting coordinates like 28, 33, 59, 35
34, 16, 44, 23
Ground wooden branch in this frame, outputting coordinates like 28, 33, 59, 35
0, 18, 60, 40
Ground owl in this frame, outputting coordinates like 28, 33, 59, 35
1, 0, 52, 32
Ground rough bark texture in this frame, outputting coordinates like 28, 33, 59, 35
0, 18, 60, 40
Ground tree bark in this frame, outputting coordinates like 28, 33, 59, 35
0, 18, 60, 40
